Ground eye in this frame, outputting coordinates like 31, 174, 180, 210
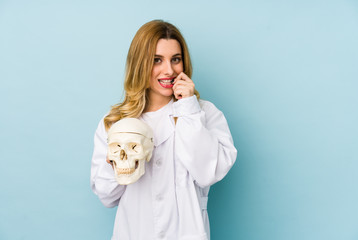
171, 57, 181, 64
154, 57, 162, 64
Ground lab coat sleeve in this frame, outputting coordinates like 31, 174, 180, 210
90, 118, 126, 208
173, 96, 237, 187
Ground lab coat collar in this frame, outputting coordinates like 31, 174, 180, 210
140, 100, 175, 147
153, 113, 175, 147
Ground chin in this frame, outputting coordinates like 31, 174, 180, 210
158, 89, 174, 97
148, 87, 174, 100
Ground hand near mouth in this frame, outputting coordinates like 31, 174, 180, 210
172, 72, 195, 100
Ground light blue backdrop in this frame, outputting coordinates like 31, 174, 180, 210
1, 0, 357, 239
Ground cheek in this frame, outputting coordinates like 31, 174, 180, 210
149, 68, 159, 85
174, 63, 184, 73
150, 67, 160, 81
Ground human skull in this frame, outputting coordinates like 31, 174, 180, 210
107, 118, 154, 185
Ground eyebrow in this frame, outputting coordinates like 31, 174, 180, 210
154, 53, 182, 57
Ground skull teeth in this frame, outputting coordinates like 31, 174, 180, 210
115, 161, 139, 175
117, 168, 135, 175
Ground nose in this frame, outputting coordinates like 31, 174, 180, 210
163, 60, 174, 76
120, 149, 127, 160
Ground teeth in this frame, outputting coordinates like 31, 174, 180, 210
159, 80, 173, 83
117, 168, 135, 175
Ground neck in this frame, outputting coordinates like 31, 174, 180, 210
144, 92, 172, 112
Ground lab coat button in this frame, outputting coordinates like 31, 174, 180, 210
158, 231, 165, 238
156, 160, 162, 166
156, 195, 163, 201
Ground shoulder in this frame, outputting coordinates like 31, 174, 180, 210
198, 99, 229, 127
94, 115, 108, 139
198, 99, 222, 114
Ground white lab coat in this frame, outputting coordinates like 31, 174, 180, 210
91, 96, 237, 240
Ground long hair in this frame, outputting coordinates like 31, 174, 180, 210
104, 20, 200, 130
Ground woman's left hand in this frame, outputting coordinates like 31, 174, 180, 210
173, 72, 195, 100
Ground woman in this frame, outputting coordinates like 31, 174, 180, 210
91, 20, 237, 240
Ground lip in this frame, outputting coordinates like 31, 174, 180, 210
158, 77, 175, 88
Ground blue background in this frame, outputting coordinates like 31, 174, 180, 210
1, 0, 357, 239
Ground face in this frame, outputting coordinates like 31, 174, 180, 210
148, 38, 183, 102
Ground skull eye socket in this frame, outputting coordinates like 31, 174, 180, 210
115, 144, 121, 153
129, 143, 141, 153
109, 143, 121, 154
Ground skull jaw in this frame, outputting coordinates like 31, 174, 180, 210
114, 160, 145, 185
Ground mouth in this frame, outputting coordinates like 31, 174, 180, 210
158, 77, 175, 88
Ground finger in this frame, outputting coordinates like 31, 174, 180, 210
173, 82, 194, 90
173, 87, 183, 99
106, 159, 114, 169
106, 159, 113, 165
174, 87, 190, 99
173, 84, 194, 98
174, 72, 192, 84
172, 81, 184, 91
173, 79, 193, 91
174, 92, 183, 100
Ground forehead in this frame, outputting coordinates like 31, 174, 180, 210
155, 39, 182, 55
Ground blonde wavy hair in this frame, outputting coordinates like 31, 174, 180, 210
104, 20, 199, 130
